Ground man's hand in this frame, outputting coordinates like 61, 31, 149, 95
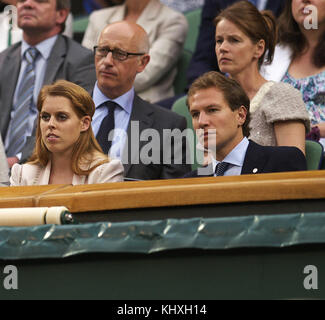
7, 156, 19, 168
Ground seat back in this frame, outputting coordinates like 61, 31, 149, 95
173, 50, 193, 95
72, 15, 89, 43
305, 140, 324, 170
184, 8, 202, 52
172, 8, 202, 95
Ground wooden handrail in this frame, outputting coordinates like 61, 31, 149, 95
1, 170, 325, 213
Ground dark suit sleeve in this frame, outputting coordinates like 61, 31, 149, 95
186, 0, 220, 88
263, 146, 307, 173
275, 147, 307, 172
65, 43, 97, 94
161, 114, 192, 179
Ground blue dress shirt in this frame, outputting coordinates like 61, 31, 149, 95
92, 83, 133, 159
211, 137, 249, 176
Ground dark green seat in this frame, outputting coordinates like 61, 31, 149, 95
305, 140, 324, 170
184, 8, 202, 52
72, 15, 89, 43
73, 15, 89, 33
173, 8, 202, 95
173, 50, 193, 95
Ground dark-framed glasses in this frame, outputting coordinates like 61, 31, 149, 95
94, 46, 145, 61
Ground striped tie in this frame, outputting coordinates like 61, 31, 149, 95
6, 47, 39, 157
215, 162, 230, 176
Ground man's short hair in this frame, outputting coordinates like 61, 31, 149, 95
56, 0, 71, 10
187, 71, 251, 137
56, 0, 71, 33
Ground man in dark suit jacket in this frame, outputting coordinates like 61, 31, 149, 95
0, 0, 96, 167
92, 21, 191, 180
185, 71, 306, 178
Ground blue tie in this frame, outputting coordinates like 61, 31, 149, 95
6, 47, 39, 157
215, 162, 230, 176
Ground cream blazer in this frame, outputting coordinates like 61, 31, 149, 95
10, 158, 124, 186
82, 0, 188, 103
0, 135, 9, 185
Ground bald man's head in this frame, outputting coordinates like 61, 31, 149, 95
95, 21, 150, 99
100, 21, 150, 54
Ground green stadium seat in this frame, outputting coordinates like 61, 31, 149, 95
173, 49, 193, 95
184, 8, 202, 52
72, 15, 89, 43
305, 140, 324, 170
172, 8, 202, 95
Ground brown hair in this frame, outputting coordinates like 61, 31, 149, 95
55, 0, 70, 33
187, 71, 251, 137
278, 0, 325, 68
214, 0, 277, 68
28, 80, 109, 176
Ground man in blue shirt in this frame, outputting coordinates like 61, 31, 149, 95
93, 21, 191, 180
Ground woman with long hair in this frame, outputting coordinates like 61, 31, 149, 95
10, 80, 124, 185
263, 0, 325, 145
214, 0, 310, 154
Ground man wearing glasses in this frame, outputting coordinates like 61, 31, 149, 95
92, 21, 191, 180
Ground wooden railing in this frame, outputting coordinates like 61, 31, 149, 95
1, 170, 325, 213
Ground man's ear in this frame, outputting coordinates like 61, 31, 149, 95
137, 54, 150, 73
237, 105, 247, 126
56, 9, 69, 26
80, 116, 91, 132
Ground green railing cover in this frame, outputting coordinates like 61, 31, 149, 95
1, 212, 325, 260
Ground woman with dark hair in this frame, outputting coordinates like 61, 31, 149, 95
10, 80, 124, 186
214, 0, 310, 154
263, 0, 325, 145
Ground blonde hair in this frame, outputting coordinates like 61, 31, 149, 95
28, 80, 109, 176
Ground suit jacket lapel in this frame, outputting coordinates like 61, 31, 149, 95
122, 95, 154, 177
241, 140, 267, 174
42, 35, 66, 85
0, 44, 21, 137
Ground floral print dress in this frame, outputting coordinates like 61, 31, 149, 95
282, 71, 325, 125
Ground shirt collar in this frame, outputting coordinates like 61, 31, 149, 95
21, 34, 58, 60
212, 137, 249, 172
93, 82, 133, 114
